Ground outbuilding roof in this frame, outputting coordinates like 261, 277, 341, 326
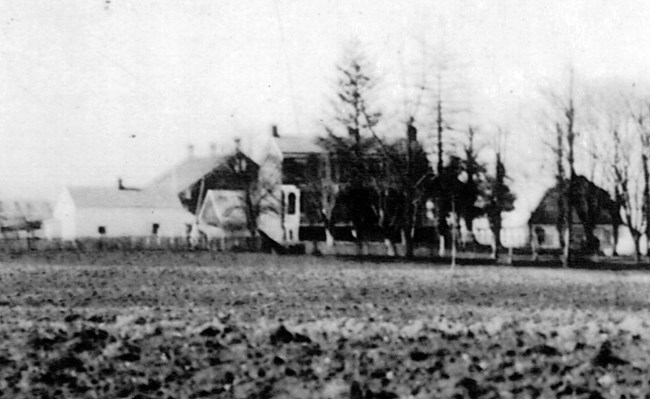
67, 186, 183, 209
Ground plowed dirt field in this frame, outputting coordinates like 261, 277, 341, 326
1, 253, 649, 398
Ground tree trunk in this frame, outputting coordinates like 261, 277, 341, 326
632, 230, 642, 263
612, 222, 619, 256
643, 153, 650, 255
562, 227, 570, 268
403, 201, 415, 259
530, 228, 539, 261
612, 186, 622, 256
404, 232, 414, 259
556, 124, 566, 255
385, 238, 396, 257
325, 228, 335, 247
404, 121, 417, 260
491, 225, 501, 261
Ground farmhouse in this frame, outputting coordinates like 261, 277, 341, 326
40, 130, 340, 246
529, 176, 620, 253
266, 126, 330, 227
148, 135, 307, 245
45, 186, 193, 240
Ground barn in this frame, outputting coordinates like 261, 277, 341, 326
528, 176, 620, 254
46, 186, 193, 240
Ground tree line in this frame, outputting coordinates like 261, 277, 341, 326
546, 73, 650, 264
309, 41, 516, 260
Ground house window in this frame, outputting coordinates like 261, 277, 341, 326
152, 223, 160, 235
287, 193, 296, 215
98, 226, 106, 235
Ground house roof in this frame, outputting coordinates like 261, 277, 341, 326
529, 176, 618, 225
147, 155, 226, 193
529, 186, 582, 225
67, 186, 183, 209
275, 136, 326, 155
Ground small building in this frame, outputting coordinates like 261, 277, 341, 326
528, 177, 620, 253
47, 186, 193, 240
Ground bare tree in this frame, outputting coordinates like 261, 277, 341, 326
419, 39, 472, 256
540, 70, 580, 267
586, 81, 650, 260
324, 39, 383, 254
612, 126, 644, 261
627, 96, 650, 256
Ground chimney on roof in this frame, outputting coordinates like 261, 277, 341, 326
234, 137, 241, 152
209, 142, 217, 158
117, 178, 139, 191
271, 125, 279, 138
407, 117, 417, 142
187, 144, 194, 158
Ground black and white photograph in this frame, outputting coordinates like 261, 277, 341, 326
1, 0, 650, 397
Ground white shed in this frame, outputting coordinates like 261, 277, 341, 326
50, 186, 193, 240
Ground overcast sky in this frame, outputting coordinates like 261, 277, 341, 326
2, 0, 650, 210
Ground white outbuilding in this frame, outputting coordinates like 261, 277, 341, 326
46, 186, 193, 240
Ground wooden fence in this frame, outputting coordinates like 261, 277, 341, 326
0, 236, 262, 253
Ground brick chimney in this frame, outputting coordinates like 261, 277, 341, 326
271, 125, 279, 138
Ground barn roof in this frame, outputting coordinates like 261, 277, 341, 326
529, 176, 619, 225
67, 186, 183, 209
529, 186, 582, 225
148, 155, 226, 193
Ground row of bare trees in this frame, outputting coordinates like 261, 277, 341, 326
544, 73, 650, 264
316, 41, 516, 259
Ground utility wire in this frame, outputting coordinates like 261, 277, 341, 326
272, 0, 302, 135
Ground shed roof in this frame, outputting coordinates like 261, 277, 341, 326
67, 186, 183, 209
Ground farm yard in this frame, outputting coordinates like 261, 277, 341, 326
1, 253, 650, 398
